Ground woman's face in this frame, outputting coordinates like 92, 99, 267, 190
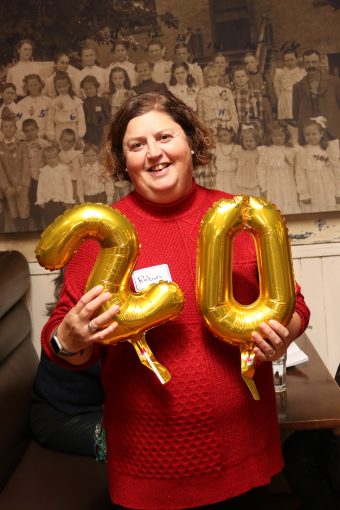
123, 110, 194, 204
112, 71, 125, 88
18, 42, 32, 61
56, 55, 70, 72
26, 78, 42, 96
303, 124, 322, 146
283, 53, 298, 69
174, 66, 188, 85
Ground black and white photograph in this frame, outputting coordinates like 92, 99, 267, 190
1, 0, 340, 232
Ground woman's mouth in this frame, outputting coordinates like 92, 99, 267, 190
148, 163, 170, 173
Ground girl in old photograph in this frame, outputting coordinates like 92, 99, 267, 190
258, 120, 300, 215
168, 62, 199, 112
197, 63, 238, 135
296, 117, 340, 213
214, 124, 239, 194
233, 125, 262, 197
106, 66, 135, 117
46, 71, 86, 143
17, 74, 50, 138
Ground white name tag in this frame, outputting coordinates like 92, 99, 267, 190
132, 264, 172, 291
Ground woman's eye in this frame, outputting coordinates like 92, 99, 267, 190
130, 142, 144, 151
160, 133, 172, 142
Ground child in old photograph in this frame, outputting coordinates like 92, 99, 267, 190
46, 71, 85, 143
0, 115, 30, 232
17, 74, 50, 137
214, 125, 239, 194
22, 118, 50, 230
197, 63, 238, 134
106, 66, 135, 117
0, 83, 21, 128
147, 40, 172, 86
296, 117, 340, 212
58, 128, 82, 203
81, 75, 111, 146
168, 62, 198, 112
76, 143, 114, 204
36, 145, 74, 226
233, 125, 262, 197
258, 120, 300, 215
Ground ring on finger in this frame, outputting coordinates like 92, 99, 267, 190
266, 348, 276, 359
88, 320, 97, 334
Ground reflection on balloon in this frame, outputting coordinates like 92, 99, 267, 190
197, 195, 296, 399
36, 203, 185, 384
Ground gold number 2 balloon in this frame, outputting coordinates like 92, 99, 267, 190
196, 195, 296, 400
36, 203, 185, 384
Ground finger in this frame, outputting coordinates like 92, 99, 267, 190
259, 322, 285, 353
251, 330, 277, 360
87, 304, 120, 333
90, 319, 120, 343
73, 285, 104, 314
78, 290, 114, 320
253, 345, 269, 363
268, 319, 290, 346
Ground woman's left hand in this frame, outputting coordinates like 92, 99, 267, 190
251, 319, 291, 362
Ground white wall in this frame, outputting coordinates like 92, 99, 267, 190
26, 242, 340, 376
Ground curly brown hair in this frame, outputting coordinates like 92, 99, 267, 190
105, 91, 215, 181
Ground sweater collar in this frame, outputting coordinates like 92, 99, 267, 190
127, 180, 199, 219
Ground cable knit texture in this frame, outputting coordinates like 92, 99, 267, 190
42, 182, 310, 509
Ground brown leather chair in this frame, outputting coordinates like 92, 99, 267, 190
0, 251, 112, 510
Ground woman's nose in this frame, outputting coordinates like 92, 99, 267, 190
146, 138, 162, 159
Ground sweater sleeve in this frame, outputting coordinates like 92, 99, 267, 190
295, 282, 310, 336
41, 239, 103, 370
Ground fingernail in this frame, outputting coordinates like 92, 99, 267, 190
94, 284, 103, 291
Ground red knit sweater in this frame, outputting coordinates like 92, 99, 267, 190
42, 182, 310, 509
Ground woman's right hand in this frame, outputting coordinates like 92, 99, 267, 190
54, 285, 120, 363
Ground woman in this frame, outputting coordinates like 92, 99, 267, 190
6, 39, 41, 99
41, 91, 310, 509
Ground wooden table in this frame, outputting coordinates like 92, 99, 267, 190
277, 333, 340, 430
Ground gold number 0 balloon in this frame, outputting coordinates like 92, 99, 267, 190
36, 203, 185, 384
196, 196, 296, 400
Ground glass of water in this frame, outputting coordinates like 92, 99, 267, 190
272, 353, 287, 393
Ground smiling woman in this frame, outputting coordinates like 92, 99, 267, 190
40, 91, 310, 510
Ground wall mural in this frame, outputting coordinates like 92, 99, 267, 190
0, 0, 340, 234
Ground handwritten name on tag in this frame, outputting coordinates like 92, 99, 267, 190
132, 264, 172, 291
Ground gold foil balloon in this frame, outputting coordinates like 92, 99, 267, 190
36, 203, 185, 384
196, 195, 296, 399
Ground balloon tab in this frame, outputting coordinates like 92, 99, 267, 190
130, 335, 171, 385
240, 343, 260, 400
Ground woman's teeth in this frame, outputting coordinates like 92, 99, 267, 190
149, 163, 169, 172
